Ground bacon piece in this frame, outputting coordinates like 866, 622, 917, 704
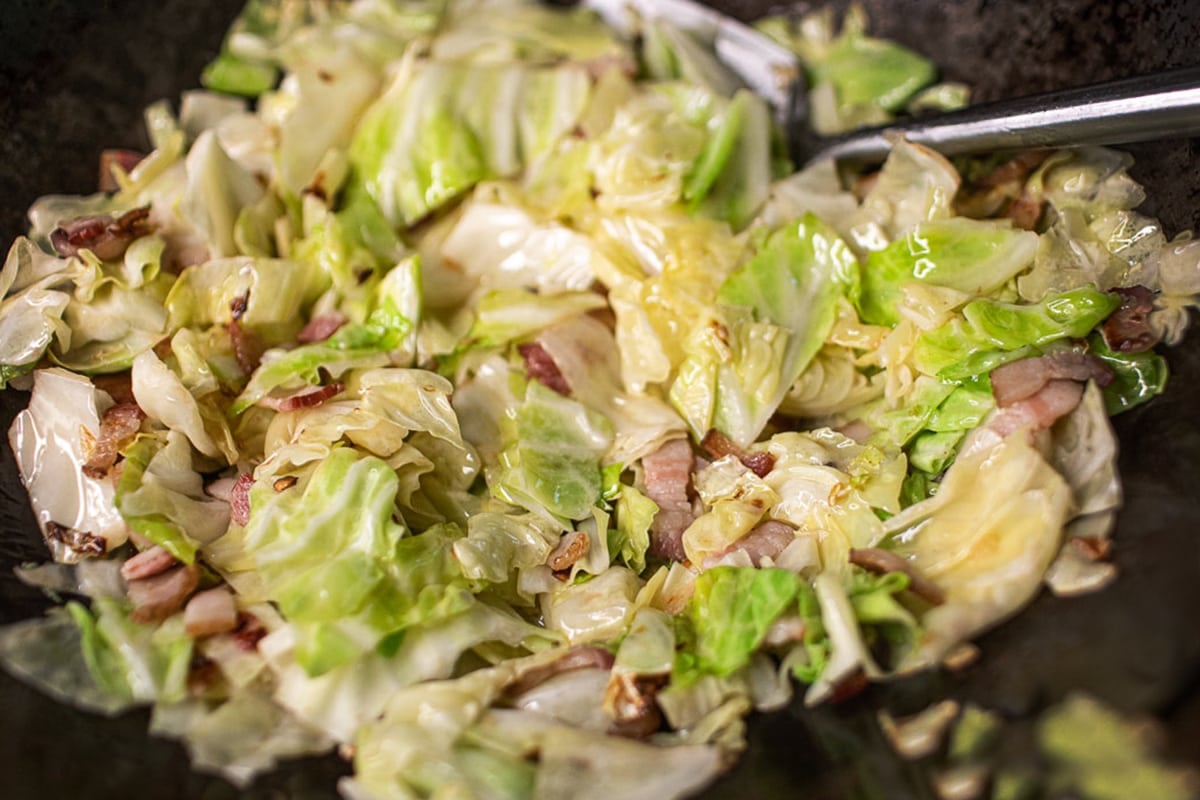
547, 531, 590, 572
961, 379, 1087, 459
50, 206, 152, 261
92, 372, 136, 405
989, 352, 1113, 408
231, 612, 268, 652
128, 563, 200, 624
184, 586, 239, 638
517, 342, 571, 396
230, 473, 254, 527
1102, 286, 1159, 353
82, 402, 145, 479
703, 520, 796, 570
259, 382, 346, 412
991, 379, 1085, 436
44, 521, 107, 558
297, 312, 348, 344
606, 672, 668, 740
850, 547, 946, 605
700, 429, 775, 478
641, 438, 696, 563
99, 149, 144, 193
227, 292, 266, 375
120, 545, 178, 582
504, 646, 616, 698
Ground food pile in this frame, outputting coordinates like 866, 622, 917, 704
1, 1, 1197, 798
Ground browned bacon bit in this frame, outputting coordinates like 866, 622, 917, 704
50, 206, 152, 261
184, 586, 239, 638
1102, 286, 1159, 353
227, 292, 266, 375
641, 438, 696, 563
273, 475, 298, 492
45, 521, 107, 557
977, 150, 1053, 189
128, 563, 201, 624
957, 150, 1052, 225
259, 381, 346, 412
989, 352, 1113, 408
704, 520, 796, 570
700, 429, 775, 478
187, 653, 221, 696
984, 379, 1085, 443
606, 673, 668, 740
517, 342, 571, 396
850, 547, 946, 606
547, 531, 590, 572
229, 292, 250, 322
231, 612, 269, 652
120, 545, 178, 582
1069, 536, 1113, 561
229, 319, 266, 376
297, 312, 349, 344
99, 149, 144, 193
82, 402, 145, 479
504, 646, 616, 698
92, 371, 136, 405
230, 473, 254, 526
829, 668, 870, 704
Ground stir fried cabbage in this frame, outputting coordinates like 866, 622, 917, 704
0, 1, 1197, 798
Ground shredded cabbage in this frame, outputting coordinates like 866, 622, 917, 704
0, 1, 1193, 797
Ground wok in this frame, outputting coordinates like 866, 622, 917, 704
1, 1, 1199, 797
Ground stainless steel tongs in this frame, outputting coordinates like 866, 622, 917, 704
580, 0, 1200, 167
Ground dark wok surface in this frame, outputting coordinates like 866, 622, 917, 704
1, 1, 1199, 797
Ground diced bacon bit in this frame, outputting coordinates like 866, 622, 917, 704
184, 586, 239, 638
547, 531, 590, 572
91, 371, 136, 405
82, 402, 145, 479
297, 312, 349, 344
700, 429, 775, 478
517, 342, 571, 396
957, 150, 1052, 226
258, 381, 346, 412
1102, 286, 1159, 353
703, 520, 796, 570
44, 521, 107, 557
49, 206, 153, 261
504, 646, 616, 698
849, 547, 946, 606
273, 475, 298, 492
1069, 536, 1113, 561
641, 438, 696, 563
985, 379, 1086, 441
230, 473, 254, 527
120, 545, 178, 582
99, 149, 144, 193
989, 352, 1113, 408
1005, 192, 1046, 230
829, 668, 870, 704
231, 612, 268, 652
128, 563, 200, 624
228, 292, 265, 376
606, 672, 668, 740
187, 653, 222, 696
977, 150, 1054, 189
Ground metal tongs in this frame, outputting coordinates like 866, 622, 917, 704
582, 0, 1200, 167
